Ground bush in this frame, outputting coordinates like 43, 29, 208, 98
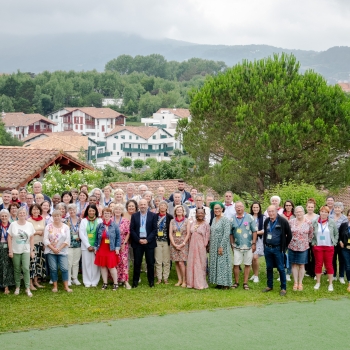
133, 159, 144, 169
120, 157, 132, 167
262, 181, 326, 212
145, 158, 157, 168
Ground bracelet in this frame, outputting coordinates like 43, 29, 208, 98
252, 243, 256, 245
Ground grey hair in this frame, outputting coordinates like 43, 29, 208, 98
52, 209, 61, 216
159, 200, 169, 208
294, 206, 305, 214
56, 202, 68, 212
195, 194, 204, 201
17, 207, 27, 215
67, 203, 77, 210
270, 196, 281, 204
0, 209, 10, 218
334, 202, 344, 211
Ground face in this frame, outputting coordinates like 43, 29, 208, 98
19, 189, 27, 200
26, 195, 34, 205
175, 206, 184, 217
0, 213, 9, 223
267, 206, 277, 220
127, 202, 136, 214
294, 207, 304, 219
35, 195, 44, 205
347, 212, 350, 222
79, 192, 87, 202
206, 196, 214, 207
62, 194, 72, 204
334, 206, 342, 215
306, 203, 315, 213
224, 192, 232, 203
159, 203, 167, 213
284, 202, 293, 212
235, 202, 244, 215
139, 186, 147, 195
326, 198, 334, 208
127, 186, 134, 195
139, 199, 147, 212
81, 186, 88, 193
144, 194, 152, 203
157, 187, 165, 197
59, 206, 66, 217
108, 203, 116, 212
18, 210, 27, 220
10, 205, 18, 216
195, 197, 203, 208
11, 190, 19, 200
320, 210, 329, 220
33, 183, 42, 194
104, 188, 111, 197
93, 190, 101, 200
52, 213, 61, 223
2, 193, 11, 204
271, 198, 279, 207
52, 195, 61, 205
196, 209, 205, 221
252, 204, 260, 214
190, 189, 197, 198
154, 198, 160, 207
114, 206, 123, 217
32, 206, 40, 217
89, 196, 97, 205
178, 182, 185, 191
103, 211, 112, 220
72, 192, 78, 200
114, 192, 123, 201
68, 207, 76, 217
41, 202, 50, 213
88, 208, 96, 218
174, 194, 181, 205
214, 204, 223, 216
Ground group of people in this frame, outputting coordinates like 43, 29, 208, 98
0, 179, 349, 298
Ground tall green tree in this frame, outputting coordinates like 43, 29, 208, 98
178, 54, 350, 194
0, 122, 23, 146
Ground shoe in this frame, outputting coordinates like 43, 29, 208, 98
314, 276, 317, 280
112, 284, 118, 291
175, 280, 182, 286
132, 284, 138, 288
91, 285, 97, 287
262, 287, 273, 293
279, 289, 287, 296
149, 283, 155, 288
314, 283, 320, 290
125, 281, 132, 290
253, 276, 259, 283
305, 273, 310, 277
26, 289, 33, 297
298, 284, 303, 291
286, 274, 291, 282
339, 277, 345, 284
68, 281, 72, 287
328, 284, 334, 292
85, 285, 91, 288
138, 278, 141, 283
33, 282, 44, 288
164, 280, 169, 284
52, 288, 58, 293
72, 279, 81, 286
49, 280, 53, 284
277, 277, 280, 281
14, 288, 20, 295
101, 283, 108, 290
293, 283, 298, 291
156, 280, 162, 285
249, 275, 256, 281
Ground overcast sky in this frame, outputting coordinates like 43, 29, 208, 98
1, 0, 349, 51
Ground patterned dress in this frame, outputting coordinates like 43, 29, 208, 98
209, 216, 232, 287
28, 217, 46, 279
170, 218, 189, 261
0, 224, 15, 288
187, 220, 210, 289
117, 218, 130, 282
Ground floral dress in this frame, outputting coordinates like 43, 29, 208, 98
170, 218, 189, 261
117, 218, 130, 282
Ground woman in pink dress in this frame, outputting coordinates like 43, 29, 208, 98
187, 208, 210, 289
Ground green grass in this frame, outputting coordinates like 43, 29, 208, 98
1, 261, 349, 333
125, 121, 143, 126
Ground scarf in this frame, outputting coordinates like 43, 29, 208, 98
103, 219, 112, 227
283, 211, 293, 219
318, 218, 328, 224
87, 216, 96, 221
175, 217, 185, 222
31, 215, 43, 221
158, 213, 166, 217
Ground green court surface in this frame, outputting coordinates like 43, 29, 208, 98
1, 298, 349, 349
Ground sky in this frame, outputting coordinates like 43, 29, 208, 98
1, 0, 350, 51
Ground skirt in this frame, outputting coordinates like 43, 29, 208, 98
30, 242, 46, 279
94, 239, 120, 268
0, 242, 15, 287
288, 249, 308, 265
254, 238, 264, 257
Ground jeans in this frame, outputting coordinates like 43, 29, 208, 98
341, 248, 350, 281
264, 245, 286, 290
286, 250, 291, 275
333, 245, 345, 278
47, 254, 69, 282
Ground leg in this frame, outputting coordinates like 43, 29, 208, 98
101, 267, 108, 283
145, 247, 155, 286
72, 248, 81, 281
298, 264, 305, 285
178, 261, 186, 286
341, 249, 350, 281
292, 264, 299, 284
264, 246, 274, 289
338, 245, 345, 278
332, 245, 338, 278
243, 265, 250, 284
47, 254, 58, 285
175, 262, 182, 285
233, 266, 240, 283
162, 244, 171, 282
275, 250, 286, 291
12, 253, 22, 288
132, 246, 143, 287
252, 254, 259, 277
324, 246, 334, 285
313, 246, 323, 284
68, 248, 74, 282
109, 267, 118, 284
58, 255, 69, 282
233, 249, 243, 283
154, 244, 163, 282
243, 249, 253, 284
21, 253, 31, 290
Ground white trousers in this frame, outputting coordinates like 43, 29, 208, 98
68, 247, 82, 281
81, 250, 100, 286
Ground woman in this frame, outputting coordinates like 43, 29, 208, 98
123, 199, 138, 267
249, 202, 265, 283
209, 202, 232, 289
153, 195, 162, 214
8, 207, 35, 297
304, 198, 319, 223
94, 208, 121, 291
187, 208, 210, 289
155, 201, 173, 284
79, 204, 102, 287
103, 186, 113, 207
41, 200, 52, 225
114, 203, 131, 289
65, 203, 82, 286
57, 202, 68, 220
34, 193, 44, 207
288, 206, 313, 291
80, 184, 89, 193
77, 191, 89, 218
282, 200, 295, 221
113, 188, 125, 206
70, 189, 79, 204
28, 204, 46, 290
9, 202, 19, 223
43, 210, 72, 292
143, 191, 155, 211
61, 191, 73, 206
338, 209, 350, 292
108, 202, 116, 215
263, 196, 284, 217
312, 206, 338, 291
0, 209, 15, 294
90, 188, 104, 206
332, 202, 347, 284
169, 205, 190, 287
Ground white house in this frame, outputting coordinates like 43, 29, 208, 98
105, 126, 176, 162
47, 107, 126, 142
1, 112, 57, 140
141, 108, 191, 129
102, 98, 123, 108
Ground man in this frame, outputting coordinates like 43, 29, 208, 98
206, 193, 215, 208
187, 188, 198, 209
51, 194, 61, 211
125, 183, 137, 201
157, 186, 168, 202
223, 191, 236, 220
167, 191, 190, 218
168, 179, 191, 204
230, 202, 257, 290
18, 187, 28, 208
326, 196, 335, 219
33, 181, 51, 203
11, 189, 21, 205
262, 205, 292, 296
0, 190, 12, 210
135, 184, 148, 202
26, 193, 35, 208
130, 199, 158, 288
188, 194, 211, 223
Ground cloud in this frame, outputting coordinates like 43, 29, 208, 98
1, 0, 349, 51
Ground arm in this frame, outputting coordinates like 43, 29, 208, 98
8, 224, 13, 258
184, 205, 190, 218
30, 235, 35, 259
94, 224, 102, 249
114, 224, 121, 253
79, 219, 90, 249
220, 218, 231, 249
130, 214, 140, 244
252, 231, 257, 253
183, 219, 191, 245
284, 220, 292, 247
58, 225, 70, 252
332, 221, 339, 246
169, 220, 175, 247
308, 222, 314, 243
146, 214, 158, 244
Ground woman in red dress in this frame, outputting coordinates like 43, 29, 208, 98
94, 208, 121, 291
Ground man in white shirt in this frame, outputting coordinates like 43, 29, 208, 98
223, 191, 236, 220
188, 194, 211, 223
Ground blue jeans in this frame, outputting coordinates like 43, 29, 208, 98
286, 250, 291, 275
341, 248, 350, 281
264, 245, 286, 290
47, 254, 69, 282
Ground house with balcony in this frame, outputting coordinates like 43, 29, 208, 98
47, 107, 126, 141
105, 126, 175, 162
141, 108, 191, 129
1, 112, 57, 140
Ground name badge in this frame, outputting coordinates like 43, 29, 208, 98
158, 231, 164, 237
140, 227, 146, 238
267, 234, 272, 240
236, 229, 242, 234
176, 231, 181, 237
348, 239, 350, 244
105, 239, 110, 244
320, 236, 326, 241
3, 243, 8, 248
88, 234, 94, 238
73, 235, 78, 240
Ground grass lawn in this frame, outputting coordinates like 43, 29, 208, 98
1, 260, 349, 333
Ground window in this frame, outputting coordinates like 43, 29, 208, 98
102, 125, 105, 132
153, 135, 156, 139
138, 153, 140, 156
117, 152, 119, 155
55, 116, 58, 119
159, 145, 161, 149
97, 133, 99, 137
121, 135, 125, 139
80, 117, 83, 124
120, 144, 123, 150
113, 143, 116, 150
75, 125, 78, 130
16, 127, 19, 131
74, 117, 79, 124
115, 136, 118, 139
129, 135, 132, 140
136, 136, 139, 140
80, 125, 83, 130
146, 154, 150, 157
126, 152, 132, 157
138, 144, 141, 149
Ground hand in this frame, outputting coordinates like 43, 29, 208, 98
8, 251, 13, 258
340, 242, 344, 248
88, 246, 94, 252
115, 250, 120, 255
252, 244, 256, 253
218, 247, 223, 256
30, 251, 35, 259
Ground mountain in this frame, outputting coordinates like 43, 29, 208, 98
0, 32, 349, 84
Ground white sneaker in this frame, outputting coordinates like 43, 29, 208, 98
253, 276, 259, 283
49, 280, 53, 284
124, 281, 132, 290
249, 275, 256, 281
328, 284, 334, 292
26, 289, 33, 297
286, 274, 291, 282
68, 281, 72, 287
277, 277, 280, 281
14, 288, 20, 295
73, 279, 81, 286
339, 277, 345, 284
314, 283, 321, 290
314, 276, 317, 280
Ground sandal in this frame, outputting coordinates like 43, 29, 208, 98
164, 280, 169, 285
231, 283, 239, 289
298, 284, 303, 291
4, 288, 9, 295
34, 283, 44, 288
347, 285, 350, 292
101, 283, 108, 290
156, 280, 162, 285
293, 283, 298, 291
52, 288, 58, 293
65, 288, 73, 293
243, 283, 250, 290
175, 281, 182, 287
112, 284, 118, 291
181, 282, 187, 288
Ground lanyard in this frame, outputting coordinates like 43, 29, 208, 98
104, 225, 110, 238
104, 199, 111, 206
181, 191, 186, 203
70, 217, 79, 233
269, 219, 278, 233
235, 214, 245, 228
175, 219, 185, 232
1, 225, 9, 241
115, 217, 122, 227
320, 222, 328, 234
88, 220, 97, 234
141, 213, 147, 227
158, 216, 166, 231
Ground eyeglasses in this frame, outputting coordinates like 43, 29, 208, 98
285, 204, 292, 207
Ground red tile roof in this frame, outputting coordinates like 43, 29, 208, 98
0, 147, 94, 191
106, 125, 158, 139
60, 107, 126, 120
1, 113, 57, 127
156, 108, 191, 118
337, 83, 350, 92
22, 130, 80, 143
